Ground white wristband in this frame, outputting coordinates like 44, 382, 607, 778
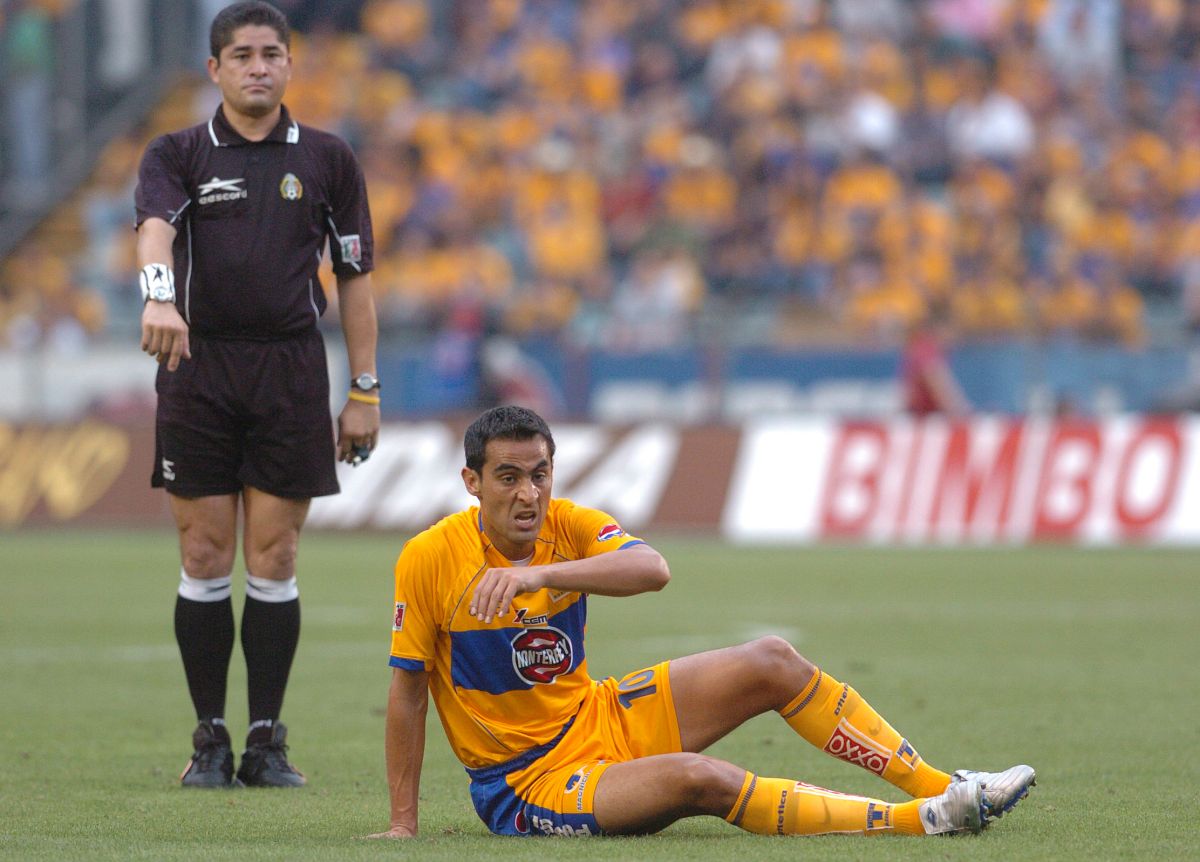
140, 263, 176, 303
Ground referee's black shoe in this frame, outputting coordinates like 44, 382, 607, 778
180, 721, 237, 788
237, 722, 307, 788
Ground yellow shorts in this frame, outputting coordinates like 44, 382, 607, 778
466, 662, 681, 836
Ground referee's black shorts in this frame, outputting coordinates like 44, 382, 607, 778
152, 329, 340, 499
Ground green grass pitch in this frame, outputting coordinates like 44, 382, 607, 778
1, 529, 1196, 860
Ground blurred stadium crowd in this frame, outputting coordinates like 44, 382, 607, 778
4, 0, 1200, 355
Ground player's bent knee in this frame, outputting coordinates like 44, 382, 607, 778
748, 635, 811, 675
732, 636, 815, 704
672, 755, 745, 815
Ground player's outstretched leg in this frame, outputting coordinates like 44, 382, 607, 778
778, 667, 953, 798
725, 772, 984, 837
592, 753, 983, 837
951, 766, 1036, 825
778, 668, 1037, 821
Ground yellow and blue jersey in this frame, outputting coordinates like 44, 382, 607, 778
389, 497, 646, 771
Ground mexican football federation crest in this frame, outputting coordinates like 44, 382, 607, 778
279, 172, 303, 201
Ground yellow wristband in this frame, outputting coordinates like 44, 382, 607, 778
348, 391, 380, 405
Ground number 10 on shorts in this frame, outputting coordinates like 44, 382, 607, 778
617, 668, 657, 709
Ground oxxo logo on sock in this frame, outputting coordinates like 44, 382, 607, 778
824, 719, 892, 775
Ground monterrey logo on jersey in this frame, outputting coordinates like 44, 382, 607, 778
511, 626, 573, 685
596, 523, 625, 542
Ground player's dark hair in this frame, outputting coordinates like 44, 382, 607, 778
210, 1, 290, 59
464, 406, 556, 473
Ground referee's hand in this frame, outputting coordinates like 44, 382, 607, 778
140, 302, 191, 371
337, 399, 380, 466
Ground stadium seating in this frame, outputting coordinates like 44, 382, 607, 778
4, 0, 1200, 355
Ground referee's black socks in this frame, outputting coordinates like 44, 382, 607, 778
241, 574, 301, 743
175, 571, 235, 727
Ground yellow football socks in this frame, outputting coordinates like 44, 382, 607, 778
779, 668, 951, 799
724, 772, 925, 836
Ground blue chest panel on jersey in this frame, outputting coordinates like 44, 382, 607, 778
450, 598, 587, 694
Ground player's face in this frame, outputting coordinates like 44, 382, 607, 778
207, 25, 292, 120
462, 436, 553, 561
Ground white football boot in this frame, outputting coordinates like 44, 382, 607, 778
952, 765, 1036, 825
918, 778, 984, 835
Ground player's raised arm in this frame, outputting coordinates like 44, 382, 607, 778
470, 544, 670, 624
368, 666, 429, 839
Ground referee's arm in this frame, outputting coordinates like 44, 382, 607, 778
335, 272, 381, 462
137, 217, 191, 371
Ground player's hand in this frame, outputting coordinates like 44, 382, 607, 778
336, 399, 380, 466
470, 567, 546, 623
363, 825, 416, 839
140, 302, 191, 371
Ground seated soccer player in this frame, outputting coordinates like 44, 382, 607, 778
369, 406, 1035, 839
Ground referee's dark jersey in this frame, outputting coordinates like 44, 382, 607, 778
134, 104, 374, 340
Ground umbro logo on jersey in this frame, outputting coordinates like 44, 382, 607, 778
197, 176, 248, 205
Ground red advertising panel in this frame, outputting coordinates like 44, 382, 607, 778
8, 415, 1199, 545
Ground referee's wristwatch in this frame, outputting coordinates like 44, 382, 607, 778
351, 373, 381, 392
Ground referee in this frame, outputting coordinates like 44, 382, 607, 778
134, 2, 380, 788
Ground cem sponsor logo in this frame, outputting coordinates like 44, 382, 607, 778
513, 607, 549, 626
823, 719, 892, 776
596, 523, 625, 542
279, 172, 303, 201
197, 176, 248, 205
161, 458, 176, 481
393, 602, 406, 632
510, 626, 573, 685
